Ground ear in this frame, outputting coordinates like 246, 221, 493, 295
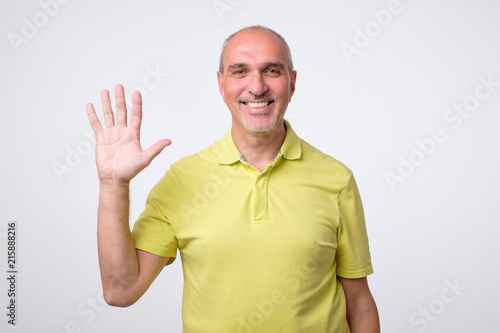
217, 71, 225, 98
289, 70, 297, 100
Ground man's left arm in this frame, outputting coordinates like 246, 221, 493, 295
338, 276, 380, 333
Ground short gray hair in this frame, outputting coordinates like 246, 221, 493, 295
218, 25, 294, 74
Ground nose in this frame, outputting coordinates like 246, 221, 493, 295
247, 71, 268, 96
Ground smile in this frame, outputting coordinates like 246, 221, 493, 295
243, 101, 273, 108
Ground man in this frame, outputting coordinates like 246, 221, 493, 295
86, 25, 380, 332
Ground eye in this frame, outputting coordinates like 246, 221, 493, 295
231, 69, 247, 77
266, 68, 281, 77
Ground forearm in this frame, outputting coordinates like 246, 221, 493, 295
97, 181, 140, 305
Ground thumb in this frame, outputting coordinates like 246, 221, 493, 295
142, 139, 172, 166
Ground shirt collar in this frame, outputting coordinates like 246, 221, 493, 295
280, 119, 302, 160
216, 119, 302, 165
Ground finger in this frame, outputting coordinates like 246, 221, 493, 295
86, 102, 104, 134
129, 91, 143, 131
115, 84, 127, 126
101, 89, 115, 128
142, 139, 172, 167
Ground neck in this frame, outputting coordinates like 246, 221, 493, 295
231, 122, 286, 172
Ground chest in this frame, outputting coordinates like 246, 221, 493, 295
173, 166, 341, 269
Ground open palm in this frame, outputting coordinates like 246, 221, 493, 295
86, 84, 171, 184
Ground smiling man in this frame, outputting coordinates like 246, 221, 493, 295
217, 27, 297, 172
87, 25, 379, 332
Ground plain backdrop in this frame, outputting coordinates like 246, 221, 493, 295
1, 0, 499, 332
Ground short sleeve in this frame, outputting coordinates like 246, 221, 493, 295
335, 173, 374, 278
131, 169, 179, 264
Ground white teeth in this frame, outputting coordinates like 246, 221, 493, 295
246, 102, 269, 108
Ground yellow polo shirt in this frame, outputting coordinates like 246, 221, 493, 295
132, 121, 373, 332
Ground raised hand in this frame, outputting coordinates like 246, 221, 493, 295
86, 84, 171, 185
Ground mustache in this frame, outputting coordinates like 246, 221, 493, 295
238, 93, 275, 102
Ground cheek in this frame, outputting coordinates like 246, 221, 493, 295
223, 81, 243, 102
273, 87, 290, 103
270, 79, 292, 97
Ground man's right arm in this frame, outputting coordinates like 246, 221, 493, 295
87, 84, 171, 307
97, 181, 170, 307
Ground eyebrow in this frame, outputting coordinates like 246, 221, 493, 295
227, 62, 286, 71
227, 63, 246, 71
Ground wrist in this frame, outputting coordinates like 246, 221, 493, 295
99, 179, 130, 193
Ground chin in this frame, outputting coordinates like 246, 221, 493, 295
245, 127, 273, 136
242, 118, 280, 136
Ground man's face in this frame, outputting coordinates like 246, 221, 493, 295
217, 29, 297, 136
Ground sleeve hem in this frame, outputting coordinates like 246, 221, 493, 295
134, 243, 178, 266
336, 266, 374, 279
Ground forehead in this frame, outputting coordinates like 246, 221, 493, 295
223, 30, 288, 68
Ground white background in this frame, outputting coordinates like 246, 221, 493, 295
1, 0, 499, 332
